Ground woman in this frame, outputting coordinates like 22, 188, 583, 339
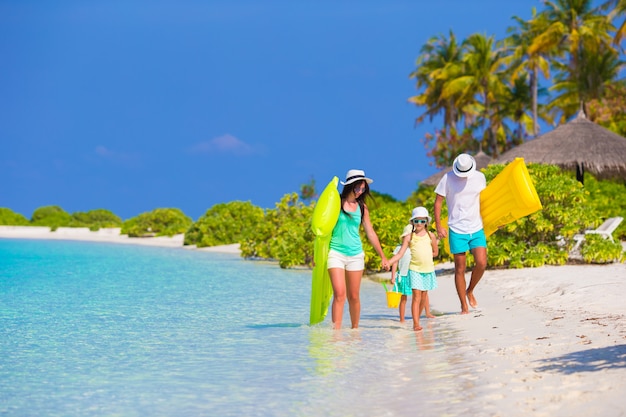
327, 169, 389, 329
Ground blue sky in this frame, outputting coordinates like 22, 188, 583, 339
1, 1, 541, 220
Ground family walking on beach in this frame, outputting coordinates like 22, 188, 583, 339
327, 153, 487, 330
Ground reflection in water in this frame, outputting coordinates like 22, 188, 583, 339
303, 315, 490, 416
298, 278, 511, 416
307, 326, 361, 376
414, 320, 436, 350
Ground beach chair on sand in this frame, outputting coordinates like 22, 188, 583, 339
571, 216, 624, 252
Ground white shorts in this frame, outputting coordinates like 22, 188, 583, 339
327, 249, 365, 271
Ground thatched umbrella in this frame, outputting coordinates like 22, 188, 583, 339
493, 111, 626, 183
420, 150, 493, 186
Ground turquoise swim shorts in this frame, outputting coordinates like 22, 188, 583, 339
449, 228, 487, 254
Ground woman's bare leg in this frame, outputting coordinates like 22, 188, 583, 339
329, 268, 347, 330
345, 270, 363, 329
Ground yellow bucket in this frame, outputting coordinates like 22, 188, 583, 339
386, 290, 402, 308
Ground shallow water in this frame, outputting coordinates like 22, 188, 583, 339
1, 239, 489, 417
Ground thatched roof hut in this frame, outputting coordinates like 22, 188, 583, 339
420, 150, 492, 186
493, 111, 626, 183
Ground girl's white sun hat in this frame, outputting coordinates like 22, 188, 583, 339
410, 206, 431, 223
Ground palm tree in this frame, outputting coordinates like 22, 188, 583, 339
496, 74, 537, 147
612, 0, 626, 44
549, 44, 624, 116
409, 31, 486, 167
504, 9, 553, 136
443, 33, 509, 157
408, 31, 465, 131
531, 0, 616, 121
597, 0, 626, 45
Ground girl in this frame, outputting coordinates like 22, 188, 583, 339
390, 224, 413, 322
390, 224, 435, 322
387, 207, 438, 331
328, 169, 389, 329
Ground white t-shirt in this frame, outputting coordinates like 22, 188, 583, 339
435, 171, 486, 234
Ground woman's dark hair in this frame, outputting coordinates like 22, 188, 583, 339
340, 180, 371, 223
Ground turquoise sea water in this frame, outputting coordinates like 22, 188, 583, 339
1, 239, 490, 417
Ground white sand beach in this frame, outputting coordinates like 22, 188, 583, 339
374, 261, 626, 416
2, 226, 625, 415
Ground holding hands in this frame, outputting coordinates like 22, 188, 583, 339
436, 223, 448, 240
381, 257, 390, 271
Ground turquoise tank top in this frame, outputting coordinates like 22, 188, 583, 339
329, 207, 363, 256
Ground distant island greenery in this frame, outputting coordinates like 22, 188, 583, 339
1, 164, 625, 268
2, 1, 626, 268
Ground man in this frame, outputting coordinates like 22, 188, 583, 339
434, 153, 487, 314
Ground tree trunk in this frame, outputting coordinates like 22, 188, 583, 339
531, 67, 538, 136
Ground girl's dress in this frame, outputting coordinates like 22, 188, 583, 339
408, 233, 437, 291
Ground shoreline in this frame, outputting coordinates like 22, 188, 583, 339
3, 226, 626, 413
0, 226, 241, 254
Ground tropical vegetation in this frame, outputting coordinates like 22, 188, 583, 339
184, 201, 264, 248
69, 209, 122, 231
0, 208, 29, 225
121, 208, 192, 237
30, 205, 73, 230
2, 206, 123, 231
240, 193, 315, 268
409, 0, 626, 168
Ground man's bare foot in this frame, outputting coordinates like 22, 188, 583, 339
467, 291, 478, 308
425, 313, 435, 318
399, 318, 405, 323
460, 309, 470, 315
413, 325, 423, 331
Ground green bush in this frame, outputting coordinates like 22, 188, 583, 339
185, 201, 265, 247
240, 193, 314, 268
30, 205, 72, 230
69, 209, 122, 231
121, 208, 192, 237
580, 234, 624, 263
579, 176, 626, 240
0, 208, 30, 225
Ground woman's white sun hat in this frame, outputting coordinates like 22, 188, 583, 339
452, 153, 476, 178
410, 206, 431, 223
340, 169, 374, 186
